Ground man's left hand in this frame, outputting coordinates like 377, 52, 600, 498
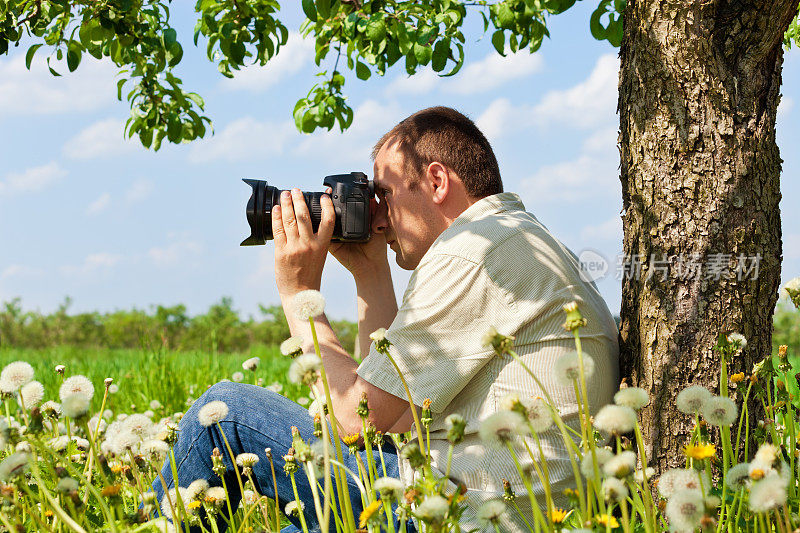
272, 188, 335, 296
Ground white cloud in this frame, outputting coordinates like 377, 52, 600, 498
148, 241, 203, 267
63, 118, 138, 160
1, 264, 44, 280
60, 252, 122, 276
293, 100, 404, 166
220, 32, 315, 92
385, 49, 544, 97
0, 162, 66, 196
476, 54, 619, 141
86, 192, 111, 215
582, 126, 618, 154
124, 179, 154, 204
580, 215, 623, 243
0, 54, 117, 116
188, 117, 296, 163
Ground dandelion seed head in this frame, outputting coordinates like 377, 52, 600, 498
749, 474, 789, 513
726, 462, 751, 490
285, 500, 305, 516
700, 396, 738, 427
122, 414, 154, 439
477, 499, 506, 525
149, 400, 162, 410
298, 397, 309, 406
416, 494, 449, 523
657, 469, 701, 499
108, 384, 119, 394
61, 393, 90, 419
242, 489, 258, 505
41, 400, 61, 418
242, 357, 260, 371
524, 397, 554, 433
374, 477, 404, 501
726, 332, 747, 349
614, 387, 650, 410
20, 380, 44, 408
369, 328, 387, 342
186, 479, 210, 501
267, 382, 283, 393
0, 452, 29, 481
59, 375, 95, 402
676, 385, 712, 415
288, 354, 322, 385
141, 439, 170, 460
0, 361, 34, 391
581, 447, 614, 480
280, 336, 304, 357
665, 489, 704, 531
112, 430, 141, 456
197, 400, 229, 427
56, 477, 80, 493
593, 404, 637, 435
232, 371, 244, 383
205, 486, 227, 506
161, 487, 191, 520
754, 443, 780, 466
552, 351, 595, 387
634, 467, 656, 484
235, 453, 259, 468
479, 411, 526, 448
292, 290, 326, 320
602, 477, 629, 502
603, 450, 637, 478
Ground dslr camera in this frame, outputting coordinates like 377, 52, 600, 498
241, 172, 374, 246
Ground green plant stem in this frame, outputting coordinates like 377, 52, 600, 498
505, 442, 547, 532
290, 471, 311, 533
632, 422, 656, 533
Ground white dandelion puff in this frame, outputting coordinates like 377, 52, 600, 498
754, 443, 780, 467
236, 453, 259, 468
749, 474, 788, 513
288, 354, 323, 385
242, 357, 260, 371
700, 396, 738, 427
665, 489, 704, 531
0, 361, 34, 392
416, 494, 449, 523
552, 351, 595, 387
602, 477, 629, 502
108, 384, 119, 394
267, 382, 283, 393
186, 479, 210, 501
59, 375, 95, 402
614, 387, 650, 410
726, 332, 747, 349
285, 500, 305, 516
149, 400, 163, 410
657, 469, 701, 499
0, 452, 30, 481
122, 414, 154, 439
593, 404, 637, 435
298, 397, 309, 406
197, 400, 229, 427
232, 371, 245, 383
41, 401, 61, 418
141, 439, 170, 460
524, 397, 554, 433
205, 486, 227, 507
112, 430, 142, 456
726, 463, 751, 490
280, 336, 304, 356
242, 489, 258, 505
292, 290, 326, 320
56, 477, 80, 493
161, 487, 192, 520
61, 393, 90, 419
20, 381, 45, 408
477, 499, 506, 525
603, 450, 637, 478
479, 411, 527, 448
369, 328, 388, 342
374, 477, 404, 501
676, 385, 712, 415
581, 447, 614, 480
634, 467, 656, 484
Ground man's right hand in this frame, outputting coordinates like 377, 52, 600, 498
328, 196, 391, 280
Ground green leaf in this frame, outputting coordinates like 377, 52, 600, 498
496, 3, 515, 29
25, 44, 42, 70
316, 0, 331, 19
187, 92, 205, 109
67, 42, 82, 72
491, 30, 506, 56
302, 0, 317, 20
413, 43, 432, 65
163, 28, 178, 45
355, 60, 371, 80
116, 78, 127, 101
442, 43, 464, 77
431, 39, 448, 72
167, 116, 182, 143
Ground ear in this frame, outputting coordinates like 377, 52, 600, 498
425, 162, 450, 205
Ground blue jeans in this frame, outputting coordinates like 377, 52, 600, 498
152, 382, 415, 532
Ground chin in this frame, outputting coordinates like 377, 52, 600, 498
395, 254, 420, 271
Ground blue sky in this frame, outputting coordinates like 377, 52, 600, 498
1, 2, 798, 322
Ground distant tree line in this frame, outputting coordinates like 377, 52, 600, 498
0, 297, 357, 354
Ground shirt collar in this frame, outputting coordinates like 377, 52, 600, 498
448, 192, 527, 228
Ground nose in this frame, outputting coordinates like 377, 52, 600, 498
371, 199, 388, 234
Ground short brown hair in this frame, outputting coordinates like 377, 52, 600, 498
372, 106, 503, 198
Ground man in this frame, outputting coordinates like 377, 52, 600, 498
156, 106, 619, 531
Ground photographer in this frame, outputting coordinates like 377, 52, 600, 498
155, 106, 619, 532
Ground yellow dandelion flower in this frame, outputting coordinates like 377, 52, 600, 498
343, 433, 360, 446
685, 443, 716, 460
549, 507, 568, 523
359, 499, 383, 528
730, 372, 745, 384
44, 510, 54, 518
750, 468, 765, 480
188, 500, 202, 510
101, 484, 122, 497
596, 513, 619, 528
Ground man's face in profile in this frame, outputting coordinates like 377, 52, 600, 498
371, 139, 440, 271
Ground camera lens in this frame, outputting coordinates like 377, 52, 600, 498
241, 180, 325, 246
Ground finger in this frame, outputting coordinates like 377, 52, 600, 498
291, 188, 313, 241
325, 187, 332, 194
280, 190, 299, 241
318, 194, 336, 242
271, 204, 287, 247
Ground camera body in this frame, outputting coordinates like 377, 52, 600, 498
241, 172, 374, 246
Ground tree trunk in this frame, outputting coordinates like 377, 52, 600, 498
618, 0, 799, 472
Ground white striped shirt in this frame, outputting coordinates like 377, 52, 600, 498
357, 192, 619, 531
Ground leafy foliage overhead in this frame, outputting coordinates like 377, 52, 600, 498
1, 0, 797, 148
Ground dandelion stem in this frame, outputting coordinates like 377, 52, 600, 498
290, 471, 310, 533
504, 442, 547, 532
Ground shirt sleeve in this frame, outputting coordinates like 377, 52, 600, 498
356, 253, 510, 413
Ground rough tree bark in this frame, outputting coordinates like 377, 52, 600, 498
618, 0, 799, 471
